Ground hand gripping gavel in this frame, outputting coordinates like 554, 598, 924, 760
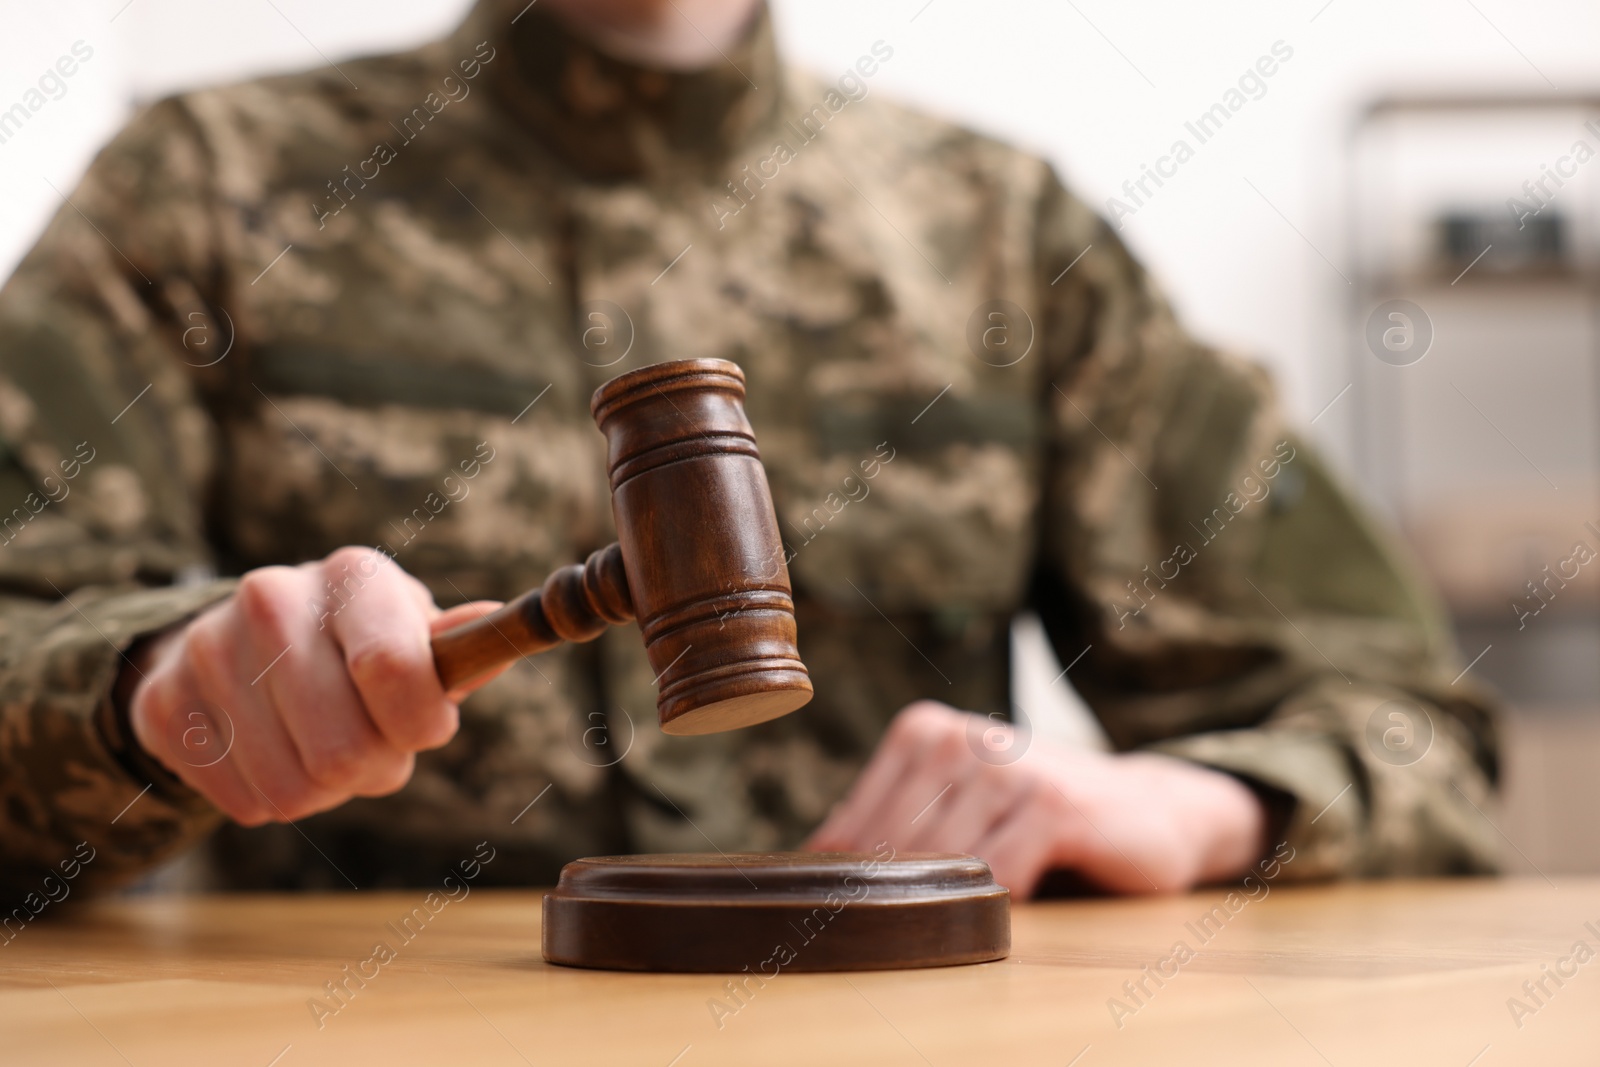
428, 359, 813, 736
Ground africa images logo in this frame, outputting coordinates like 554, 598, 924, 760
966, 300, 1034, 368
1365, 299, 1433, 367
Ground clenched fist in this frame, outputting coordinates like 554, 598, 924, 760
126, 547, 505, 825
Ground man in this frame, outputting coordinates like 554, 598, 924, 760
0, 0, 1498, 901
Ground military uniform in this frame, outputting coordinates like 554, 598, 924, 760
0, 0, 1499, 898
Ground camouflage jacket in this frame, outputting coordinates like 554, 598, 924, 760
0, 0, 1499, 896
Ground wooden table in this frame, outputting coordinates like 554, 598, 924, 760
3, 879, 1596, 1066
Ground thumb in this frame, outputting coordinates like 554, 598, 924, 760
430, 600, 505, 634
429, 600, 514, 700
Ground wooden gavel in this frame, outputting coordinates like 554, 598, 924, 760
429, 359, 813, 736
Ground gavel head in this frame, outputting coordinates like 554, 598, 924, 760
590, 359, 813, 736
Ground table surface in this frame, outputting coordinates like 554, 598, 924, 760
3, 878, 1597, 1066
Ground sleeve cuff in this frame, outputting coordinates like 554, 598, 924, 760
0, 580, 236, 895
1146, 727, 1366, 882
90, 580, 239, 802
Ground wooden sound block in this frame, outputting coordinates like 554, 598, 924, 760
542, 851, 1010, 973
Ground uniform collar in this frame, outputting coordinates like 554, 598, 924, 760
456, 0, 781, 181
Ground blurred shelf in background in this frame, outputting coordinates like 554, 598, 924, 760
1347, 94, 1600, 875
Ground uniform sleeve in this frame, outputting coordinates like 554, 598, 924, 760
0, 98, 238, 898
1028, 170, 1501, 880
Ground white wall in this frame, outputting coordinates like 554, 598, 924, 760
5, 0, 1599, 437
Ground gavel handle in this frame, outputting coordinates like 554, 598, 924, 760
430, 542, 635, 692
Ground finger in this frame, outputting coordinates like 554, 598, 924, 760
906, 764, 1030, 854
429, 601, 512, 701
806, 701, 956, 851
805, 733, 919, 851
970, 788, 1071, 900
235, 566, 415, 799
856, 722, 987, 845
181, 608, 342, 824
321, 548, 457, 751
130, 654, 266, 825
